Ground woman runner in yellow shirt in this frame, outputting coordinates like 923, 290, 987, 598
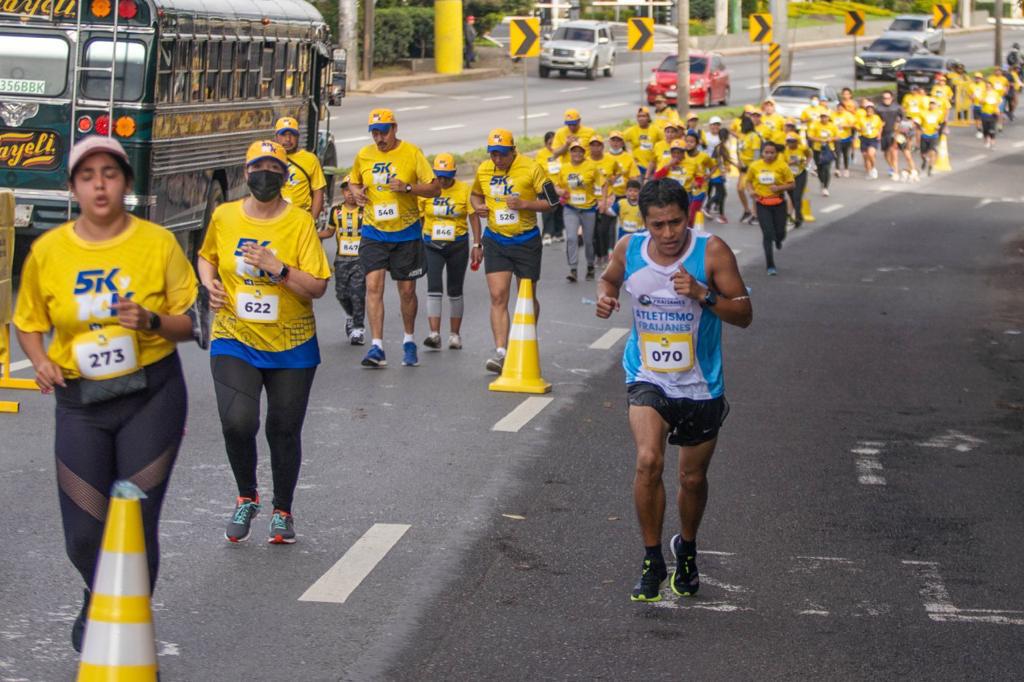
744, 141, 795, 275
558, 140, 609, 282
198, 140, 331, 546
857, 100, 883, 179
807, 110, 839, 196
535, 131, 566, 244
736, 115, 762, 224
782, 133, 812, 229
14, 136, 199, 652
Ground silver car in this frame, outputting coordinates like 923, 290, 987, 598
539, 20, 616, 80
881, 14, 946, 54
768, 81, 840, 120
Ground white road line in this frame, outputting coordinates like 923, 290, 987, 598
1014, 140, 1024, 148
812, 73, 836, 80
560, 86, 587, 93
598, 102, 630, 109
965, 153, 987, 163
483, 95, 513, 101
589, 327, 629, 350
8, 359, 32, 372
965, 42, 988, 48
820, 203, 843, 214
903, 560, 1024, 625
429, 124, 466, 131
519, 112, 549, 120
853, 442, 885, 486
337, 136, 366, 143
298, 523, 410, 604
395, 105, 429, 112
745, 84, 764, 91
449, 95, 479, 100
492, 396, 554, 432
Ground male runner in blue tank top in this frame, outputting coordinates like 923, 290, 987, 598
596, 178, 753, 602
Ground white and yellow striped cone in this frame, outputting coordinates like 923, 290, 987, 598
934, 133, 952, 172
692, 206, 705, 231
489, 278, 551, 394
78, 481, 158, 682
801, 197, 816, 223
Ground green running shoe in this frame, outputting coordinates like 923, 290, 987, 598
670, 534, 700, 597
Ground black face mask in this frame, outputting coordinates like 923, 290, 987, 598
247, 170, 284, 202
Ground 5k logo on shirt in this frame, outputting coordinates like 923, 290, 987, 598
489, 177, 514, 196
234, 238, 274, 279
371, 161, 394, 187
74, 268, 134, 320
431, 198, 456, 216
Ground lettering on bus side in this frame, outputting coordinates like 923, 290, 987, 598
1, 0, 78, 20
0, 130, 59, 170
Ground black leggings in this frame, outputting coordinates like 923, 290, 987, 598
755, 202, 787, 269
787, 171, 807, 225
54, 352, 186, 591
425, 240, 469, 297
813, 149, 833, 189
211, 355, 316, 513
837, 139, 853, 170
594, 212, 617, 258
707, 180, 727, 215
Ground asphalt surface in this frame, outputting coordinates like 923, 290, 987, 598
330, 30, 1004, 158
1, 115, 1023, 680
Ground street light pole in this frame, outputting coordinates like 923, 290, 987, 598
995, 0, 1004, 67
677, 0, 690, 118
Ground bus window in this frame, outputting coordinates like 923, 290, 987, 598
206, 41, 221, 101
190, 40, 206, 102
157, 40, 173, 103
81, 39, 146, 101
0, 34, 69, 97
219, 41, 234, 100
273, 42, 287, 96
259, 42, 274, 98
173, 39, 191, 102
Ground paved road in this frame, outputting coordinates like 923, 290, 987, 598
1, 117, 1023, 680
330, 30, 1002, 158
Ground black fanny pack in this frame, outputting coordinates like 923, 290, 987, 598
77, 369, 148, 405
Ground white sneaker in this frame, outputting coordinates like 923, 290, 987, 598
542, 235, 553, 246
843, 169, 850, 178
448, 333, 462, 350
976, 131, 983, 139
821, 187, 830, 197
870, 168, 878, 179
900, 170, 910, 181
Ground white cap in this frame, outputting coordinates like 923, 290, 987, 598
708, 116, 723, 125
69, 135, 129, 176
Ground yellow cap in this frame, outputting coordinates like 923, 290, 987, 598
786, 134, 799, 142
245, 140, 288, 170
762, 98, 776, 105
973, 71, 984, 78
275, 116, 300, 134
588, 134, 604, 145
564, 108, 582, 123
487, 128, 515, 152
819, 109, 832, 118
433, 152, 457, 177
609, 130, 624, 139
368, 108, 396, 131
669, 139, 686, 151
637, 106, 651, 115
569, 137, 588, 150
340, 174, 351, 186
784, 117, 798, 127
743, 104, 757, 114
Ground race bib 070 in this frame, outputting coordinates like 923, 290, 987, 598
72, 327, 140, 380
235, 285, 280, 323
640, 332, 694, 374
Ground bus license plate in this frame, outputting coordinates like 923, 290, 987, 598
14, 204, 32, 228
910, 75, 930, 83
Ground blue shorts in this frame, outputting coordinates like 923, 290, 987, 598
859, 137, 879, 150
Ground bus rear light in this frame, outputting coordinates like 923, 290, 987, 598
114, 116, 136, 138
95, 115, 110, 136
90, 0, 111, 18
77, 116, 94, 134
118, 0, 138, 20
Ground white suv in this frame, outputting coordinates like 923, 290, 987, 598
539, 20, 616, 80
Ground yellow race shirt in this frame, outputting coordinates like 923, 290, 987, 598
680, 151, 715, 194
902, 94, 926, 122
558, 159, 604, 210
199, 201, 331, 362
607, 150, 639, 195
623, 124, 662, 169
800, 104, 827, 124
969, 81, 987, 104
552, 125, 596, 152
783, 143, 810, 175
472, 153, 549, 238
614, 198, 644, 235
535, 147, 566, 184
858, 113, 883, 139
981, 87, 1001, 115
653, 108, 681, 130
988, 74, 1010, 96
806, 121, 839, 151
918, 109, 943, 136
282, 149, 327, 213
834, 110, 857, 140
759, 113, 787, 144
755, 123, 785, 146
329, 204, 363, 258
14, 218, 197, 379
931, 84, 954, 106
745, 158, 794, 200
736, 131, 762, 166
420, 180, 472, 243
350, 140, 435, 239
656, 156, 687, 185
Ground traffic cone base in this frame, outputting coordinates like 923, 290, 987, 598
801, 197, 816, 223
692, 209, 705, 231
489, 279, 551, 394
78, 481, 158, 682
934, 134, 952, 172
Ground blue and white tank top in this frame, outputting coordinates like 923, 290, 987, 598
622, 230, 723, 399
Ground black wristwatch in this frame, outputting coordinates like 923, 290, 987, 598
148, 311, 161, 331
702, 288, 718, 308
405, 183, 412, 193
277, 264, 290, 281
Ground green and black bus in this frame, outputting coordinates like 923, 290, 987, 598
0, 0, 338, 266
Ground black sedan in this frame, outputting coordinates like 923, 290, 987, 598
855, 38, 932, 80
896, 56, 961, 99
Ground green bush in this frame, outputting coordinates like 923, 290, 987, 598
406, 6, 435, 58
478, 12, 504, 34
373, 8, 415, 65
690, 0, 716, 22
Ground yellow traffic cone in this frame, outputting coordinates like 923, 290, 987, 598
801, 197, 816, 223
489, 278, 551, 394
693, 206, 705, 231
933, 134, 952, 172
78, 481, 158, 682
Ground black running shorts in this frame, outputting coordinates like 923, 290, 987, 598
483, 232, 542, 281
627, 382, 730, 447
920, 135, 938, 154
359, 236, 427, 281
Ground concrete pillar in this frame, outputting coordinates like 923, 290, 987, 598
434, 0, 463, 75
715, 0, 727, 35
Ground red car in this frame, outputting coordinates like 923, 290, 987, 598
646, 51, 731, 107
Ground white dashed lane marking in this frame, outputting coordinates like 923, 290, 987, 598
852, 441, 885, 486
483, 95, 513, 101
519, 112, 549, 120
820, 203, 843, 214
492, 396, 554, 432
598, 102, 630, 109
559, 86, 588, 93
395, 105, 429, 112
965, 153, 987, 163
589, 327, 630, 350
812, 73, 837, 80
429, 124, 466, 131
299, 523, 411, 604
